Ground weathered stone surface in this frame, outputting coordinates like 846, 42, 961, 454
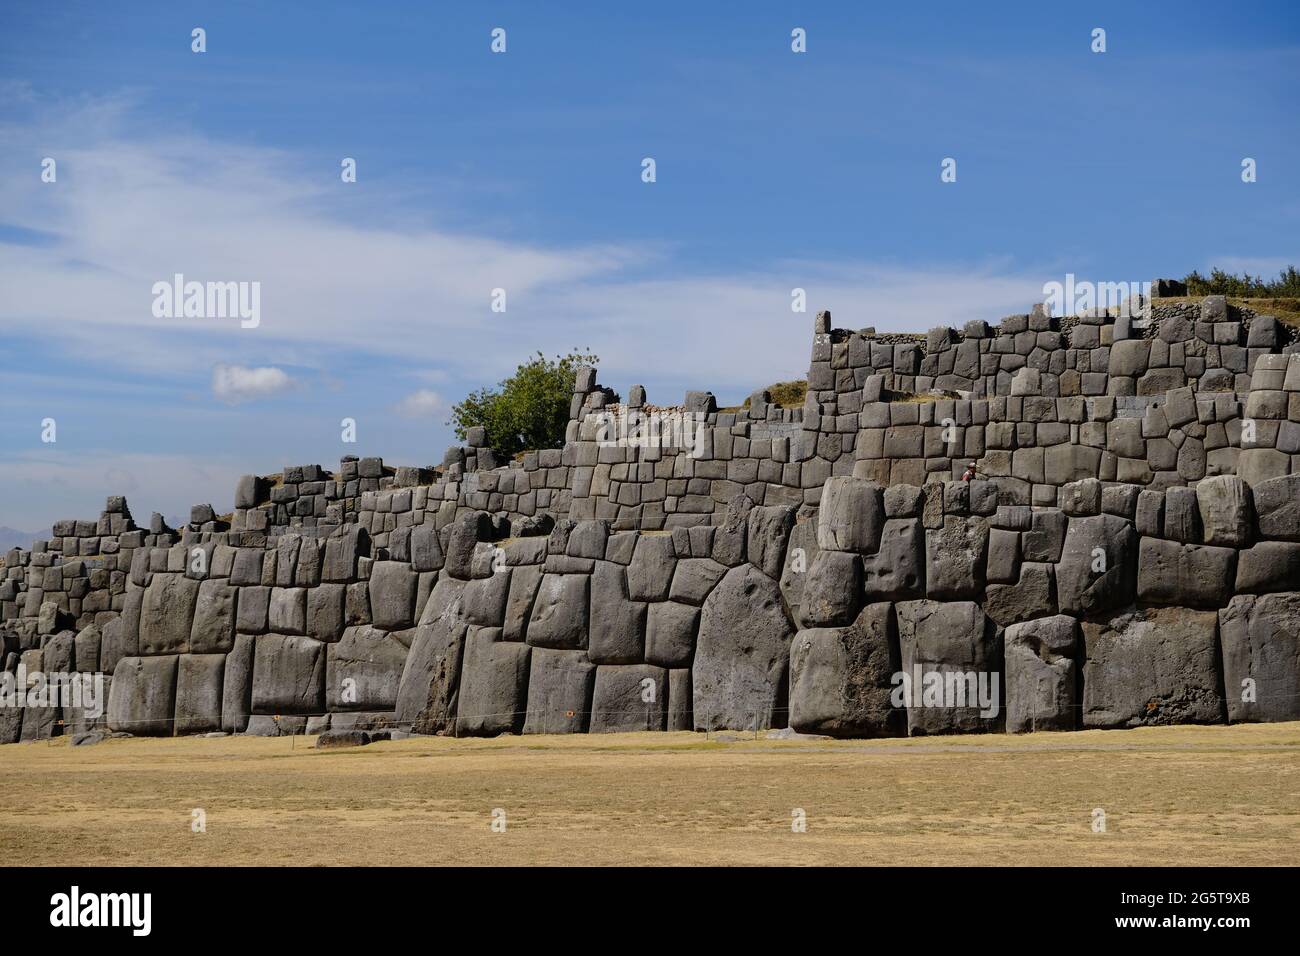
779, 519, 820, 626
174, 653, 224, 734
522, 648, 596, 734
502, 564, 542, 641
1004, 614, 1078, 732
251, 634, 326, 715
326, 625, 408, 711
587, 561, 646, 663
1219, 593, 1300, 722
645, 601, 699, 668
984, 561, 1056, 627
268, 587, 307, 635
107, 655, 178, 735
455, 627, 530, 736
590, 664, 668, 732
626, 534, 676, 601
525, 573, 590, 649
1196, 475, 1253, 548
189, 578, 237, 654
1081, 607, 1223, 727
667, 668, 692, 731
924, 515, 988, 600
693, 564, 795, 731
460, 567, 512, 627
1252, 475, 1300, 541
862, 518, 925, 601
746, 505, 795, 579
817, 477, 884, 552
139, 573, 200, 655
1235, 541, 1300, 593
894, 600, 1002, 735
395, 577, 469, 733
306, 583, 346, 642
368, 562, 417, 630
789, 603, 904, 738
669, 558, 727, 605
1056, 515, 1137, 617
1137, 537, 1236, 608
221, 634, 254, 733
800, 550, 862, 627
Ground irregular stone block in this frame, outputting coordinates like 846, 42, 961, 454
1253, 475, 1300, 540
107, 655, 178, 735
455, 627, 530, 736
1196, 475, 1253, 547
306, 583, 346, 642
1235, 541, 1300, 594
221, 634, 254, 733
590, 663, 668, 732
522, 648, 596, 734
924, 515, 988, 600
1004, 614, 1078, 733
368, 562, 416, 630
789, 603, 904, 738
502, 564, 542, 641
668, 558, 727, 605
175, 653, 225, 735
526, 573, 590, 649
587, 561, 646, 664
746, 505, 795, 579
251, 634, 326, 714
1056, 515, 1137, 617
268, 587, 307, 635
800, 550, 862, 627
626, 534, 676, 601
1219, 593, 1300, 722
894, 600, 1002, 735
646, 601, 699, 668
327, 625, 408, 711
817, 477, 884, 552
862, 518, 926, 600
693, 564, 794, 731
1081, 607, 1223, 727
667, 668, 692, 731
1137, 537, 1236, 608
395, 577, 469, 733
189, 578, 237, 654
984, 561, 1057, 627
138, 573, 200, 655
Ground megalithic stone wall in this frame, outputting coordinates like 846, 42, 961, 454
2, 286, 1299, 743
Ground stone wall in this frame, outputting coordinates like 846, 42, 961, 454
3, 286, 1299, 743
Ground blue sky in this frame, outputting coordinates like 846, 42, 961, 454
1, 0, 1297, 531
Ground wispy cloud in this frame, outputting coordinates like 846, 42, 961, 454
393, 389, 447, 419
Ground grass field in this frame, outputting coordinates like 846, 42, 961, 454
1, 723, 1298, 866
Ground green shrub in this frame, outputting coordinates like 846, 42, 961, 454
1182, 266, 1300, 297
450, 349, 599, 456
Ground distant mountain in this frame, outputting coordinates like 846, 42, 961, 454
0, 527, 45, 552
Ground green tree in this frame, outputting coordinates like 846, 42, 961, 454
1182, 266, 1300, 297
450, 349, 600, 456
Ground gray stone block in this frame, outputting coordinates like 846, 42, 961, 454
251, 634, 326, 714
522, 648, 595, 734
107, 655, 178, 735
590, 664, 668, 732
175, 653, 225, 735
789, 603, 904, 738
326, 625, 408, 711
1219, 593, 1300, 722
1004, 614, 1078, 732
455, 627, 530, 736
1137, 537, 1236, 609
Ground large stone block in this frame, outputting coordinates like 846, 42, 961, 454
394, 577, 469, 733
522, 648, 596, 734
1195, 475, 1253, 547
746, 505, 796, 579
1137, 537, 1236, 608
984, 561, 1057, 627
502, 564, 542, 641
862, 518, 926, 601
455, 627, 530, 736
924, 515, 988, 600
107, 655, 178, 735
460, 567, 512, 627
789, 602, 904, 738
1235, 541, 1300, 594
894, 600, 1002, 735
1055, 515, 1136, 617
221, 634, 254, 733
326, 625, 409, 711
800, 550, 862, 627
817, 477, 884, 552
693, 564, 795, 731
138, 573, 200, 655
1219, 593, 1300, 722
306, 583, 346, 642
368, 562, 417, 630
587, 561, 646, 663
1081, 607, 1223, 727
189, 578, 237, 654
1004, 614, 1078, 732
1252, 475, 1300, 540
526, 573, 589, 649
251, 634, 326, 714
590, 663, 668, 733
626, 534, 676, 601
174, 653, 225, 735
646, 601, 699, 668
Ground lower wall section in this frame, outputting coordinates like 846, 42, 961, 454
4, 474, 1299, 743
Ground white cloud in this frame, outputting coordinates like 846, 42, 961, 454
211, 364, 297, 404
393, 389, 447, 419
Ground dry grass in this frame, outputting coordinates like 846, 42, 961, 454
1156, 294, 1300, 329
1, 723, 1298, 866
